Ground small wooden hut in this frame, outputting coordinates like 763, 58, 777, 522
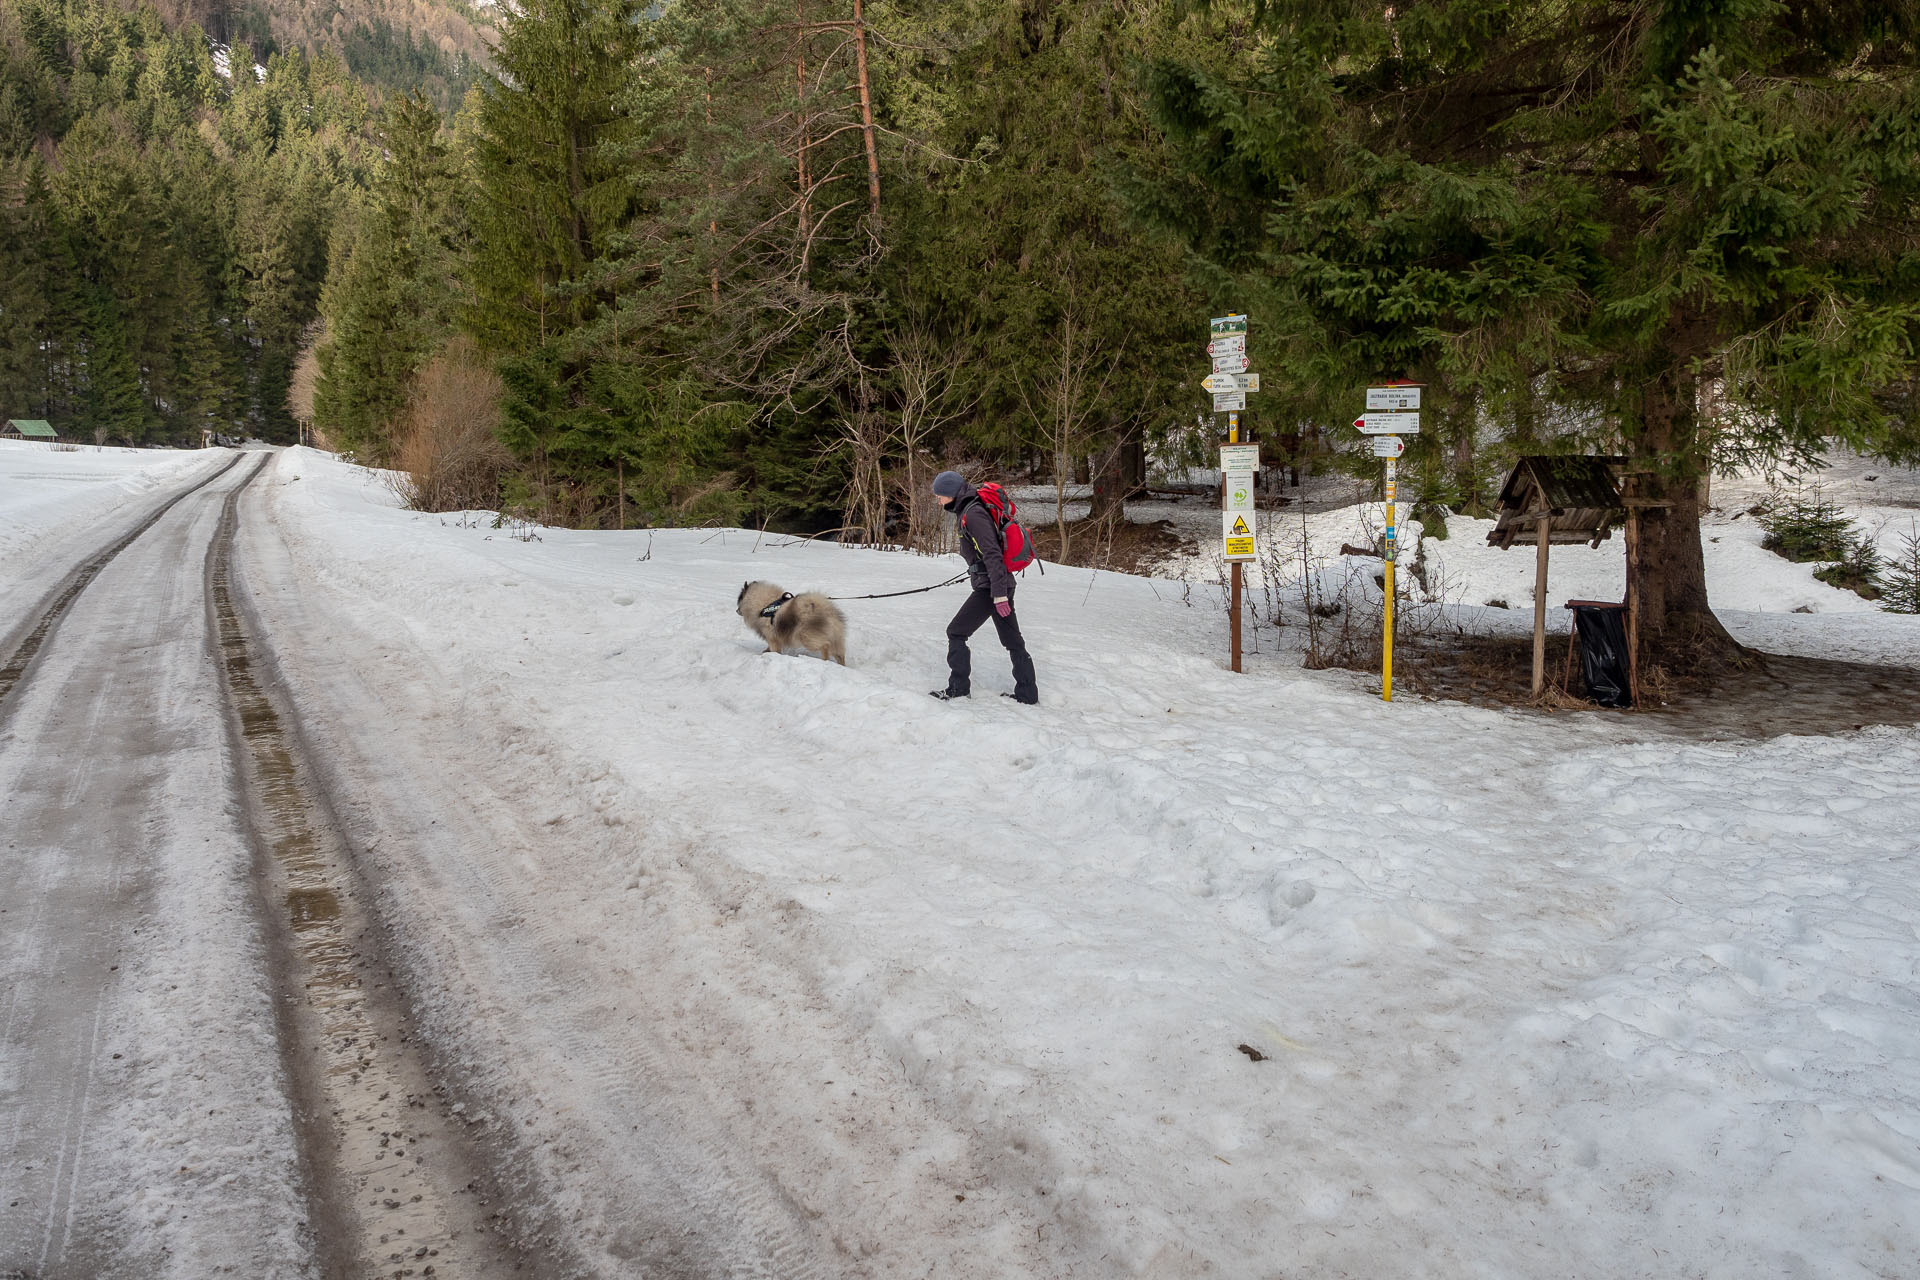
2, 419, 57, 443
1486, 456, 1626, 697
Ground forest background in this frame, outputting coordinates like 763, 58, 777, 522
3, 0, 1919, 663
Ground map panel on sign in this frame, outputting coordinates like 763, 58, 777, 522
1366, 386, 1422, 411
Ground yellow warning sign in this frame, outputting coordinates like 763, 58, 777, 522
1222, 510, 1256, 561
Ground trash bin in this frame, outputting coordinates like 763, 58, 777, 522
1567, 601, 1631, 708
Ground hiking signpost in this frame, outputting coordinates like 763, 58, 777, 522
1209, 315, 1258, 673
1352, 385, 1422, 702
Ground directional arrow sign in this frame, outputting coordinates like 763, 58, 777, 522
1207, 334, 1247, 357
1366, 385, 1423, 411
1211, 353, 1250, 373
1201, 372, 1261, 393
1354, 411, 1420, 435
1371, 435, 1405, 458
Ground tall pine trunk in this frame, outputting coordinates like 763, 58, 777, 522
1628, 369, 1741, 670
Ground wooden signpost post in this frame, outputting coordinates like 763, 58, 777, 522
1210, 315, 1257, 672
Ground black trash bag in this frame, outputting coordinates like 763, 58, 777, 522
1571, 604, 1632, 708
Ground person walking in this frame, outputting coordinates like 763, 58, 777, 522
928, 470, 1039, 704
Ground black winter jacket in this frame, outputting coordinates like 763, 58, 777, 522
949, 483, 1014, 597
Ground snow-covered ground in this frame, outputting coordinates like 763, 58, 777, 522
1021, 447, 1920, 667
234, 447, 1920, 1276
0, 440, 220, 604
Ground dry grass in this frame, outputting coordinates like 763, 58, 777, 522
392, 337, 510, 513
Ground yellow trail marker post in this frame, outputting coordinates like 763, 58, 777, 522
1383, 454, 1395, 702
1357, 385, 1422, 702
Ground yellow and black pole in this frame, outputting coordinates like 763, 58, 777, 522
1357, 383, 1420, 702
1382, 452, 1396, 702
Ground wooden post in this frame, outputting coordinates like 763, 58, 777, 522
616, 457, 625, 531
1230, 411, 1242, 674
1625, 506, 1641, 708
1532, 514, 1551, 696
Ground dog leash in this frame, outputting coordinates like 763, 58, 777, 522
827, 572, 970, 603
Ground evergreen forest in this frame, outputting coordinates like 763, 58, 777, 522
5, 0, 1920, 662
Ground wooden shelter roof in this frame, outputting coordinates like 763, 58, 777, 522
1487, 455, 1625, 550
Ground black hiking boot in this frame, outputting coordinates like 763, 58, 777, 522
929, 689, 967, 700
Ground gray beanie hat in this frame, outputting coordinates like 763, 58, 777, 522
931, 470, 966, 498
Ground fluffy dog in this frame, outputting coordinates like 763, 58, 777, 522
736, 581, 847, 665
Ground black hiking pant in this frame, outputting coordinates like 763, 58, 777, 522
946, 588, 1038, 703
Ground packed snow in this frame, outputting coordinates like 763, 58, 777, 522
225, 447, 1920, 1276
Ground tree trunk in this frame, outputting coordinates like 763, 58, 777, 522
1628, 369, 1741, 671
1089, 423, 1134, 525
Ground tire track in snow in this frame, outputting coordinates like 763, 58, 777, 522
206, 456, 529, 1278
234, 458, 850, 1277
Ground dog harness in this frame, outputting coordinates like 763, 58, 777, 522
758, 592, 795, 619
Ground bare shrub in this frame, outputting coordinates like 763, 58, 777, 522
392, 338, 510, 513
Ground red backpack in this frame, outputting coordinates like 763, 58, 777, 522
971, 482, 1036, 574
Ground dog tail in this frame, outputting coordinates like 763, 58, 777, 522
771, 594, 841, 646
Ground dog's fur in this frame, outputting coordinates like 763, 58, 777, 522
736, 581, 847, 665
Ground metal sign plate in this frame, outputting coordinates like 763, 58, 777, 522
1353, 412, 1420, 435
1210, 314, 1248, 336
1219, 444, 1259, 471
1213, 391, 1247, 412
1223, 469, 1255, 512
1201, 373, 1261, 393
1371, 436, 1405, 458
1208, 335, 1247, 357
1223, 511, 1256, 560
1211, 353, 1250, 373
1366, 385, 1422, 411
